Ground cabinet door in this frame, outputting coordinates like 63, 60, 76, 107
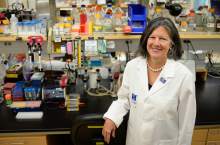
208, 128, 220, 141
0, 136, 47, 145
192, 129, 208, 142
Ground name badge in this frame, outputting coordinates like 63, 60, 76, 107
131, 93, 137, 104
160, 77, 166, 84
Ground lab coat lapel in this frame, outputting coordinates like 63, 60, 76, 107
148, 59, 175, 96
136, 57, 149, 95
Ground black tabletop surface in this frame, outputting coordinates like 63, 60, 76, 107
0, 76, 220, 133
0, 90, 114, 134
196, 75, 220, 125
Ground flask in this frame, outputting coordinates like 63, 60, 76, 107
10, 14, 18, 35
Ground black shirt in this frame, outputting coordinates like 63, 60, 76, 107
148, 84, 152, 90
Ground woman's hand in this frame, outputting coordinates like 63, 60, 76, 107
102, 118, 116, 144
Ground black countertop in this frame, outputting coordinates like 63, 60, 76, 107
0, 92, 114, 134
196, 76, 220, 125
0, 76, 220, 134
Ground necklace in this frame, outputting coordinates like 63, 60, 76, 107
147, 62, 164, 72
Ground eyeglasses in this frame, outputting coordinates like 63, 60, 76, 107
148, 36, 172, 44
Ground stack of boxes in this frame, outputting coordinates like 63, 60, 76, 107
128, 4, 147, 33
66, 93, 80, 111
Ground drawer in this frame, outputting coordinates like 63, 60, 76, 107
192, 129, 208, 142
208, 129, 220, 141
207, 141, 220, 145
191, 142, 206, 145
0, 136, 47, 145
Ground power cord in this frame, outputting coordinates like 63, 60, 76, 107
86, 85, 114, 97
183, 39, 199, 59
125, 40, 132, 62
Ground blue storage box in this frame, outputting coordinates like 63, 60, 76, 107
12, 81, 26, 101
128, 4, 147, 33
128, 21, 146, 32
128, 4, 147, 21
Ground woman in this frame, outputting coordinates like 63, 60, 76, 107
102, 17, 196, 145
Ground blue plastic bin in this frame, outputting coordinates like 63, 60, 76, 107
128, 4, 147, 21
128, 4, 147, 33
128, 21, 146, 32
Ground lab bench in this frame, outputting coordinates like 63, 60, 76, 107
0, 75, 220, 145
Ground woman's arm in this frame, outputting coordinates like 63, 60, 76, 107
103, 63, 131, 127
177, 73, 196, 145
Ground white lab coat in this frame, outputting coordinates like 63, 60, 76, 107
104, 56, 196, 145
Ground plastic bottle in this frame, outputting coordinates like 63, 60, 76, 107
23, 56, 34, 82
10, 14, 18, 35
79, 5, 88, 34
4, 94, 12, 105
93, 5, 103, 32
179, 15, 188, 32
72, 5, 80, 25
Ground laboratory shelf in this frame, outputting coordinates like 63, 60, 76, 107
59, 32, 220, 41
0, 34, 47, 42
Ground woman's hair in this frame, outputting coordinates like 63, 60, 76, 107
136, 17, 182, 60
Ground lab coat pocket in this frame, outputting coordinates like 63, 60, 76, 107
156, 100, 177, 120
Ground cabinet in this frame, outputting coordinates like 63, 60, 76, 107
207, 128, 220, 145
192, 127, 220, 145
0, 135, 47, 145
192, 129, 208, 145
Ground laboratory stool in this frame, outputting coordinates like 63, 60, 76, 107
71, 113, 127, 145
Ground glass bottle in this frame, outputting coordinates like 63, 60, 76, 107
152, 7, 162, 20
195, 11, 203, 31
113, 7, 124, 32
72, 5, 80, 25
179, 15, 188, 32
102, 3, 113, 32
93, 6, 103, 32
201, 5, 209, 30
187, 9, 196, 32
206, 8, 216, 32
216, 16, 220, 32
